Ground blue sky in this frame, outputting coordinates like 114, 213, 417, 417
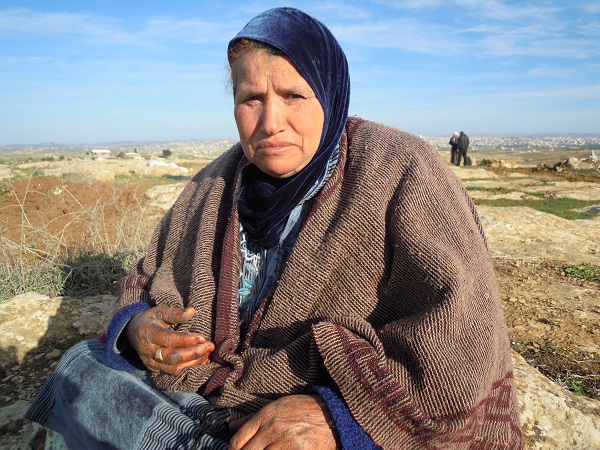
1, 1, 599, 145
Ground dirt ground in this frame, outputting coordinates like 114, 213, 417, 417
1, 151, 599, 401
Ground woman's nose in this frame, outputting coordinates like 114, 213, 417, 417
260, 98, 284, 135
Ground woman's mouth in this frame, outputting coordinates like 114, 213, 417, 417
256, 141, 294, 155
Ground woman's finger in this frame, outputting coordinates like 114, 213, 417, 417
152, 342, 215, 366
151, 327, 207, 348
153, 305, 196, 327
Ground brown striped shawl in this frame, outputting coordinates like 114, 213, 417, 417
114, 118, 523, 449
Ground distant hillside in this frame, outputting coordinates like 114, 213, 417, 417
0, 139, 237, 157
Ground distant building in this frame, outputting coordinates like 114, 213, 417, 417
88, 149, 113, 160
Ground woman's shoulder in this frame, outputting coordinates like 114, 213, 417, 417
345, 117, 438, 165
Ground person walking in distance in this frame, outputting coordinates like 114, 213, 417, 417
456, 131, 470, 166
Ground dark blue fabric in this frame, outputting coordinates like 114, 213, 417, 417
230, 7, 350, 248
25, 339, 230, 449
105, 302, 152, 371
315, 384, 381, 450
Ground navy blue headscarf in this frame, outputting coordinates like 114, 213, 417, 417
230, 7, 350, 248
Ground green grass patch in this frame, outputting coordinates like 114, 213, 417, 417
576, 168, 600, 178
521, 180, 555, 187
465, 186, 513, 194
563, 263, 600, 282
114, 171, 166, 182
0, 156, 47, 165
114, 171, 142, 181
11, 166, 46, 177
0, 259, 67, 301
59, 172, 82, 181
566, 379, 586, 396
474, 197, 599, 220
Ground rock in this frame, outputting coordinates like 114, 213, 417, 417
477, 205, 600, 265
513, 351, 600, 449
0, 400, 45, 449
44, 349, 62, 360
565, 157, 580, 169
564, 157, 599, 170
145, 182, 186, 212
147, 159, 189, 173
0, 292, 113, 368
479, 158, 517, 169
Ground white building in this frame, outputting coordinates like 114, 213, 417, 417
88, 149, 113, 160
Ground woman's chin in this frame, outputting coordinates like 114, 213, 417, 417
256, 163, 302, 179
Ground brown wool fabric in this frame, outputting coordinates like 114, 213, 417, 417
113, 118, 523, 448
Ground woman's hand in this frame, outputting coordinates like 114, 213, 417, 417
125, 305, 214, 375
228, 394, 339, 450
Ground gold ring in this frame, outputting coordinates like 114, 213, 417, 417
154, 347, 164, 363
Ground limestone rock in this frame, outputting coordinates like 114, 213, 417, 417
145, 182, 186, 212
479, 158, 517, 169
565, 157, 581, 169
513, 351, 600, 449
0, 400, 45, 449
0, 292, 113, 368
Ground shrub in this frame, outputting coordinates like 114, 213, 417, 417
60, 250, 140, 297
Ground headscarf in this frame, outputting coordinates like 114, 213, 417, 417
230, 7, 350, 248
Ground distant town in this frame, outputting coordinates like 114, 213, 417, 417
1, 135, 599, 157
424, 135, 600, 153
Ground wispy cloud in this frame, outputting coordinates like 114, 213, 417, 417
0, 8, 234, 48
347, 0, 599, 60
527, 66, 573, 78
0, 8, 135, 45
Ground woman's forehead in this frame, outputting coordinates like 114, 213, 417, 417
233, 51, 310, 87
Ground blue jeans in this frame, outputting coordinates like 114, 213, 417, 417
25, 339, 229, 450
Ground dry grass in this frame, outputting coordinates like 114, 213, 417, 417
0, 175, 157, 301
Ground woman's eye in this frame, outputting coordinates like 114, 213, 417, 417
241, 95, 261, 104
287, 93, 304, 100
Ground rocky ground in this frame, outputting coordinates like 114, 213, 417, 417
449, 157, 600, 402
0, 149, 599, 448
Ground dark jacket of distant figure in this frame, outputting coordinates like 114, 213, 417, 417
458, 132, 470, 151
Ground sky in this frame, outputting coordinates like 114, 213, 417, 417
1, 0, 599, 146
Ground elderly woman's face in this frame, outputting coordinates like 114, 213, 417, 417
233, 49, 324, 178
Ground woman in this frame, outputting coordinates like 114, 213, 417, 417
26, 7, 522, 449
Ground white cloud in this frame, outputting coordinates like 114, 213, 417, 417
0, 8, 233, 48
527, 66, 572, 78
333, 19, 465, 54
329, 1, 599, 60
0, 8, 133, 44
